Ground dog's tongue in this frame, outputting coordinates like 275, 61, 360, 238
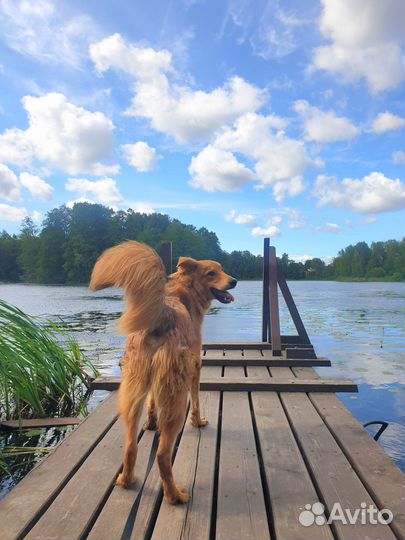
211, 288, 234, 304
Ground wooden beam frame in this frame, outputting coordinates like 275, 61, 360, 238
159, 241, 172, 275
91, 376, 357, 393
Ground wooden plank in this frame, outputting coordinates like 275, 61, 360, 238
277, 260, 311, 345
269, 246, 281, 355
92, 376, 357, 393
0, 391, 119, 540
25, 418, 125, 540
0, 417, 81, 430
216, 366, 270, 540
280, 388, 396, 539
295, 367, 405, 540
248, 366, 333, 540
203, 337, 310, 349
202, 357, 331, 367
203, 349, 224, 359
87, 430, 156, 540
152, 371, 221, 540
285, 347, 317, 359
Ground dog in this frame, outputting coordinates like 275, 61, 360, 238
89, 241, 237, 504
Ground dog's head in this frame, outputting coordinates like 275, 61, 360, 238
176, 257, 237, 304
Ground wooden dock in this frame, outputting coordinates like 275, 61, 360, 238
1, 240, 404, 540
0, 343, 404, 540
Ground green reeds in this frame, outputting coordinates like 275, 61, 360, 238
0, 300, 98, 421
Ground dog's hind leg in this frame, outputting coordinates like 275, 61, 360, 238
116, 381, 148, 488
143, 392, 158, 431
157, 390, 189, 504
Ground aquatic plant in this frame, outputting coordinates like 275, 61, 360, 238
0, 300, 98, 421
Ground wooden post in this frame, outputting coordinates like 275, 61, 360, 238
262, 238, 270, 342
159, 242, 172, 276
269, 246, 282, 355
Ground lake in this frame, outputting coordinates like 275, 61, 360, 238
0, 280, 404, 497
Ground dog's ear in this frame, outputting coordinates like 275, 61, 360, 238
177, 257, 198, 274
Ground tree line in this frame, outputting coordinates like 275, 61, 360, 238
0, 203, 403, 283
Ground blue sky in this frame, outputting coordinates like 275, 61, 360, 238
0, 0, 404, 260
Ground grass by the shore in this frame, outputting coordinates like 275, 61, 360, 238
0, 300, 98, 422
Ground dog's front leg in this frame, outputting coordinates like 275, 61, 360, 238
190, 354, 208, 427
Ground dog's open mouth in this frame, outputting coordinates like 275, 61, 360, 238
210, 288, 234, 304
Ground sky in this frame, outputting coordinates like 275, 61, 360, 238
0, 0, 404, 260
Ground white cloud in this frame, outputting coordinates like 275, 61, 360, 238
0, 128, 33, 166
361, 214, 377, 225
314, 172, 405, 213
282, 207, 308, 229
371, 112, 405, 134
122, 141, 161, 172
324, 222, 342, 233
290, 254, 314, 263
0, 93, 117, 175
0, 0, 98, 68
188, 145, 256, 192
31, 210, 43, 223
0, 163, 21, 202
392, 150, 405, 164
129, 202, 155, 215
0, 203, 27, 221
311, 0, 404, 92
65, 178, 123, 205
294, 100, 359, 142
90, 33, 172, 79
225, 209, 257, 227
20, 172, 53, 200
252, 225, 281, 237
222, 0, 313, 60
90, 34, 266, 144
214, 112, 315, 201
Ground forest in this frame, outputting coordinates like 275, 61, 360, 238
0, 203, 403, 283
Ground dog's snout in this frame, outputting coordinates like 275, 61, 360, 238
229, 278, 237, 289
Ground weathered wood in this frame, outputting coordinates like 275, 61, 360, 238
25, 418, 125, 540
91, 376, 358, 393
295, 366, 405, 540
280, 387, 396, 539
262, 237, 270, 342
203, 341, 314, 350
159, 241, 172, 275
87, 430, 156, 540
248, 366, 334, 540
285, 347, 317, 359
216, 366, 270, 540
0, 391, 119, 540
152, 374, 221, 540
202, 357, 331, 367
277, 260, 311, 344
269, 246, 282, 355
0, 417, 81, 430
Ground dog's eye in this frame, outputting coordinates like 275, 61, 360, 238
207, 270, 217, 277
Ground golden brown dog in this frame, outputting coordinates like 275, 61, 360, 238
89, 240, 236, 504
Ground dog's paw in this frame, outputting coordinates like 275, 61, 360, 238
165, 484, 189, 505
143, 417, 158, 431
116, 472, 135, 488
190, 415, 208, 428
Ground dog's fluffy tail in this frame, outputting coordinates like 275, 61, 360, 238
89, 241, 166, 335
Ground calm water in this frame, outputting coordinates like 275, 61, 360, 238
0, 281, 404, 496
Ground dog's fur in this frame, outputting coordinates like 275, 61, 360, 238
89, 240, 236, 504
